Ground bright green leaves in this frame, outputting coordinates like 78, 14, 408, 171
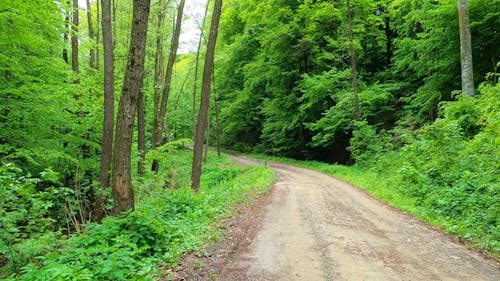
0, 0, 85, 175
2, 149, 275, 280
352, 82, 500, 252
217, 0, 397, 160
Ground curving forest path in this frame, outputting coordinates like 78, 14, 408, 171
215, 155, 500, 281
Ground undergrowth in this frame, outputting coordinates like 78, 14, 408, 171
240, 83, 499, 258
0, 149, 275, 280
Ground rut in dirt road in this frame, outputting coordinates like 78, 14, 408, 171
222, 155, 500, 281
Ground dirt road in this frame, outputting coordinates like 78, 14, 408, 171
220, 155, 500, 281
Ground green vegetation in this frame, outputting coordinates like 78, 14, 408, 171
0, 149, 275, 280
216, 0, 499, 163
0, 0, 498, 276
212, 0, 499, 257
242, 83, 500, 256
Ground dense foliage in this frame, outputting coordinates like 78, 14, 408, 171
211, 0, 499, 254
0, 0, 498, 275
244, 82, 500, 254
1, 149, 274, 279
215, 0, 499, 163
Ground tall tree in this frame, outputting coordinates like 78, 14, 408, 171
192, 0, 222, 191
63, 0, 70, 64
213, 68, 221, 156
192, 0, 210, 139
86, 0, 97, 69
347, 0, 361, 120
152, 0, 186, 173
96, 0, 100, 69
151, 0, 168, 172
458, 0, 474, 96
96, 0, 115, 221
71, 0, 79, 82
137, 80, 146, 177
203, 106, 210, 162
111, 0, 150, 214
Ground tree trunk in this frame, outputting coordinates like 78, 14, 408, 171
192, 0, 210, 139
203, 108, 210, 163
458, 0, 474, 96
137, 81, 146, 177
63, 0, 70, 64
192, 0, 222, 191
153, 0, 186, 173
384, 15, 392, 67
86, 0, 97, 69
112, 0, 117, 48
111, 0, 150, 214
213, 69, 221, 156
347, 0, 360, 120
96, 0, 115, 222
96, 0, 100, 70
71, 0, 79, 83
151, 0, 167, 173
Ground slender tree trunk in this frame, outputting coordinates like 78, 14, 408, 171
458, 0, 474, 96
492, 56, 498, 85
63, 0, 70, 64
213, 69, 221, 156
384, 15, 392, 67
111, 0, 150, 214
112, 0, 117, 48
86, 0, 97, 69
137, 81, 146, 177
151, 0, 167, 173
192, 0, 222, 191
152, 0, 186, 173
71, 0, 79, 83
203, 108, 210, 163
192, 0, 210, 139
347, 0, 360, 120
96, 0, 100, 70
96, 0, 115, 222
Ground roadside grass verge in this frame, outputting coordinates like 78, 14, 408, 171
2, 149, 275, 280
232, 151, 498, 259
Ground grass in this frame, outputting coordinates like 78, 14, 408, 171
231, 151, 498, 259
2, 148, 276, 280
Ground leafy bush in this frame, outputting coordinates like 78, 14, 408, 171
242, 84, 499, 255
347, 84, 499, 253
0, 164, 77, 275
2, 149, 275, 280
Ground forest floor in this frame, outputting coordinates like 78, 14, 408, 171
171, 155, 500, 281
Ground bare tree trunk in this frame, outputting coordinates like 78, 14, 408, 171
151, 0, 167, 173
111, 0, 150, 214
72, 0, 79, 83
96, 0, 100, 70
112, 0, 117, 48
492, 57, 498, 85
137, 82, 146, 177
192, 0, 210, 139
63, 0, 70, 64
153, 0, 186, 173
384, 15, 392, 67
203, 108, 210, 163
347, 0, 360, 120
458, 0, 474, 96
213, 69, 221, 156
192, 0, 222, 191
86, 0, 97, 69
96, 0, 115, 222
